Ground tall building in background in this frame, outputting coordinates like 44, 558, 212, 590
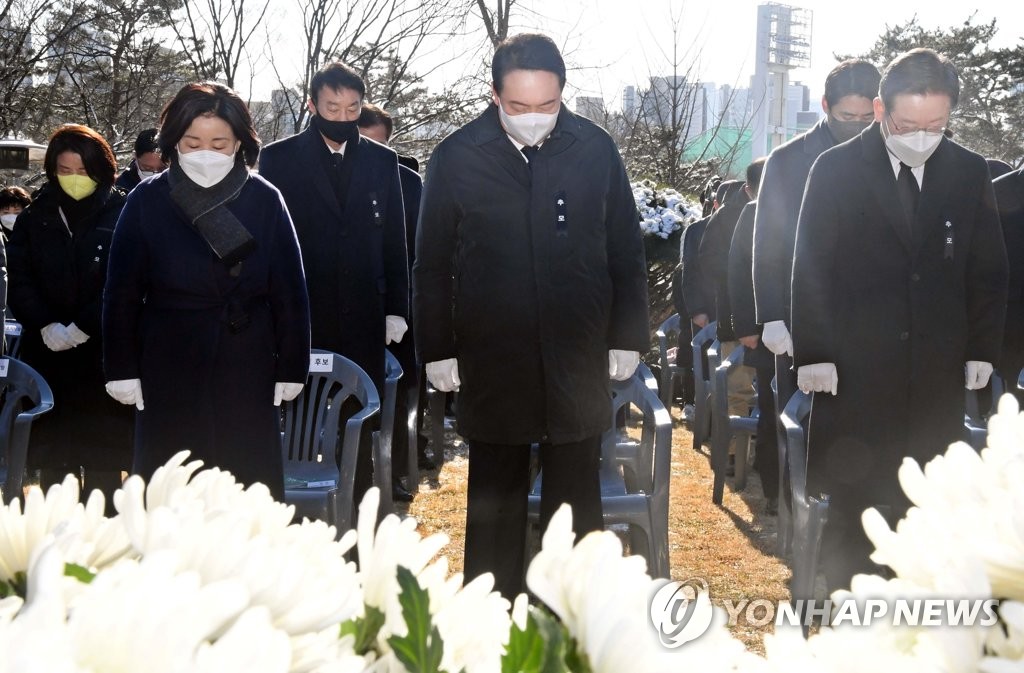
575, 95, 607, 121
750, 2, 813, 158
622, 85, 637, 119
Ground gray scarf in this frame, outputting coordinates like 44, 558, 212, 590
167, 160, 256, 274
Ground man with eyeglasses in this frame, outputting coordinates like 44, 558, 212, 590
261, 62, 410, 509
789, 48, 1007, 591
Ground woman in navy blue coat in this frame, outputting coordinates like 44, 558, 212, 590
102, 82, 310, 499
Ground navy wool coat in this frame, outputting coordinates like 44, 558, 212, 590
413, 105, 649, 445
790, 123, 1007, 508
8, 183, 134, 470
259, 126, 408, 391
102, 172, 311, 499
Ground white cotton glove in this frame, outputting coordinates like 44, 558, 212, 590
105, 379, 144, 410
65, 322, 90, 346
426, 358, 461, 392
385, 315, 408, 345
274, 382, 305, 406
609, 349, 640, 381
965, 361, 993, 390
761, 320, 793, 357
797, 363, 838, 395
41, 322, 75, 351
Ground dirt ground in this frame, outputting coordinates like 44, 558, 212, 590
401, 407, 791, 653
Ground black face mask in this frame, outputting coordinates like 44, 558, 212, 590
826, 115, 871, 144
311, 114, 359, 145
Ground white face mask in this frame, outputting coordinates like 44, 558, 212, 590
497, 101, 559, 147
0, 213, 17, 230
882, 120, 943, 168
176, 146, 238, 188
137, 169, 159, 180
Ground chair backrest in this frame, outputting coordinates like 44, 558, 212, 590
375, 350, 403, 515
3, 321, 23, 360
281, 350, 380, 528
779, 389, 814, 505
0, 357, 55, 503
607, 363, 672, 497
690, 321, 718, 386
655, 313, 682, 362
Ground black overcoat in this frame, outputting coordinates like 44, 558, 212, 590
790, 122, 1007, 504
994, 168, 1024, 379
698, 193, 750, 341
728, 201, 774, 370
259, 126, 408, 390
413, 105, 649, 445
102, 172, 310, 498
753, 118, 835, 325
681, 215, 713, 321
7, 183, 134, 470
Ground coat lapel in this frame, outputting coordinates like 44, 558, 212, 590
861, 124, 914, 251
298, 126, 343, 219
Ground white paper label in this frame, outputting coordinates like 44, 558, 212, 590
0, 359, 8, 378
4, 322, 22, 336
310, 353, 334, 372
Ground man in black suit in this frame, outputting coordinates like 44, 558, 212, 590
790, 48, 1008, 591
994, 165, 1024, 401
357, 102, 426, 502
260, 62, 409, 508
752, 60, 880, 415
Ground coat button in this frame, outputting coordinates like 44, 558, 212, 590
899, 331, 910, 341
911, 273, 920, 281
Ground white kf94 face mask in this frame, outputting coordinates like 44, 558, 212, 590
177, 147, 237, 188
882, 121, 943, 168
497, 102, 559, 147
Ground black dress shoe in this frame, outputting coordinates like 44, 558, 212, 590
392, 478, 414, 503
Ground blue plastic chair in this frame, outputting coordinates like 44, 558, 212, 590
689, 321, 718, 451
655, 313, 684, 415
374, 351, 403, 516
709, 342, 759, 504
780, 389, 830, 630
771, 376, 793, 557
281, 350, 380, 536
528, 363, 673, 577
3, 320, 23, 359
0, 357, 55, 504
964, 372, 1004, 450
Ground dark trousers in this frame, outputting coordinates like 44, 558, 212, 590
754, 366, 779, 500
464, 435, 603, 600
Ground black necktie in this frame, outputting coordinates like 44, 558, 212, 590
896, 162, 919, 232
521, 145, 539, 169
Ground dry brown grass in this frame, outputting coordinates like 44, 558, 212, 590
401, 408, 792, 653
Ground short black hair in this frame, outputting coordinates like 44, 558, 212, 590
745, 157, 767, 194
492, 33, 566, 94
0, 185, 31, 210
44, 124, 118, 188
134, 128, 159, 157
357, 103, 393, 140
880, 48, 960, 110
158, 81, 261, 167
824, 59, 881, 107
310, 62, 366, 105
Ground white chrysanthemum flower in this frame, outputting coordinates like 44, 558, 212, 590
432, 572, 510, 673
355, 488, 448, 635
115, 452, 363, 637
193, 606, 291, 673
0, 475, 132, 589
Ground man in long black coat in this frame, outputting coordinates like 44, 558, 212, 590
260, 62, 409, 508
413, 34, 649, 600
752, 60, 880, 413
994, 167, 1024, 397
790, 48, 1008, 591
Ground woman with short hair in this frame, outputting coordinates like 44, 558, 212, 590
6, 124, 133, 506
103, 82, 311, 499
